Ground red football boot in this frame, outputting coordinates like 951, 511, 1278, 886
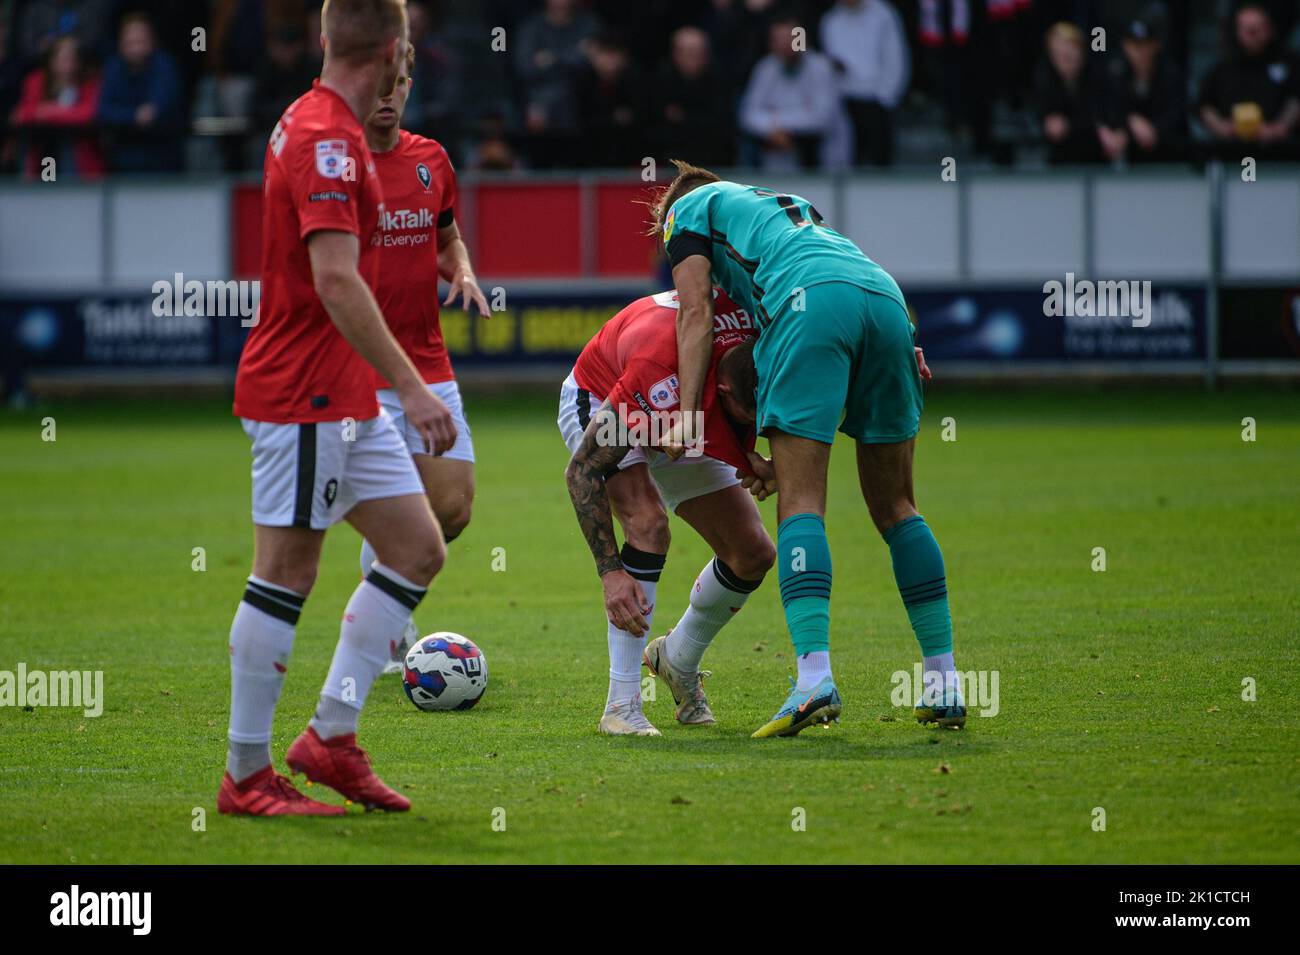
285, 726, 411, 812
217, 765, 346, 816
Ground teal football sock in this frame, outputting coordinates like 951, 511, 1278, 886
778, 513, 832, 656
883, 515, 952, 656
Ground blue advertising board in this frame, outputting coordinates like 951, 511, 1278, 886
911, 285, 1206, 362
1, 284, 1209, 387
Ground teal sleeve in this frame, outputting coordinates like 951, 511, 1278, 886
665, 187, 714, 266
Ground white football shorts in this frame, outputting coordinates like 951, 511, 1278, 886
242, 411, 425, 530
376, 379, 475, 462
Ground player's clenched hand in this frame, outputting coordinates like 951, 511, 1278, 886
602, 569, 650, 636
399, 384, 457, 455
915, 346, 932, 382
737, 450, 778, 501
659, 412, 701, 462
444, 270, 491, 318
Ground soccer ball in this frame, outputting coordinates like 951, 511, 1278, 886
402, 632, 488, 711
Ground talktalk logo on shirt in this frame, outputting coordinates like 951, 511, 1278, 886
379, 208, 436, 232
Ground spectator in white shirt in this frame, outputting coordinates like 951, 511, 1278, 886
739, 15, 842, 170
819, 0, 910, 165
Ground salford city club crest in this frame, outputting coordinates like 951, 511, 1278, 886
416, 162, 432, 192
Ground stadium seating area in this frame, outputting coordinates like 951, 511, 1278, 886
1, 0, 1299, 180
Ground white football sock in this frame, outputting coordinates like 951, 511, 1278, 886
922, 651, 963, 705
606, 545, 664, 707
607, 621, 649, 707
227, 577, 304, 782
359, 537, 378, 578
666, 557, 762, 673
795, 650, 832, 691
311, 562, 426, 740
310, 696, 361, 741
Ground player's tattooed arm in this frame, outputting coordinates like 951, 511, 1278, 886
565, 402, 632, 576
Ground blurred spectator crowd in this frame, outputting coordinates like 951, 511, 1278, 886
0, 0, 1298, 180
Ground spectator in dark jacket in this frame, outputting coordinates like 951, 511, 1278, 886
250, 25, 313, 142
403, 0, 464, 144
1198, 2, 1300, 159
1104, 16, 1187, 164
1035, 21, 1112, 164
700, 0, 773, 90
514, 0, 597, 166
210, 0, 266, 80
97, 12, 184, 172
574, 31, 645, 168
650, 26, 734, 166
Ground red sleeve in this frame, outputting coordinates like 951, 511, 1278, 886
12, 71, 44, 125
292, 127, 367, 241
605, 356, 677, 446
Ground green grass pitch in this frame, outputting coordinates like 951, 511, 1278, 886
1, 387, 1297, 864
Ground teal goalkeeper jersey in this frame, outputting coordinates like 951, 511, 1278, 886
663, 181, 905, 328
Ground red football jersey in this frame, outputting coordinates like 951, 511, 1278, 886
233, 81, 385, 423
370, 130, 458, 388
573, 289, 758, 473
